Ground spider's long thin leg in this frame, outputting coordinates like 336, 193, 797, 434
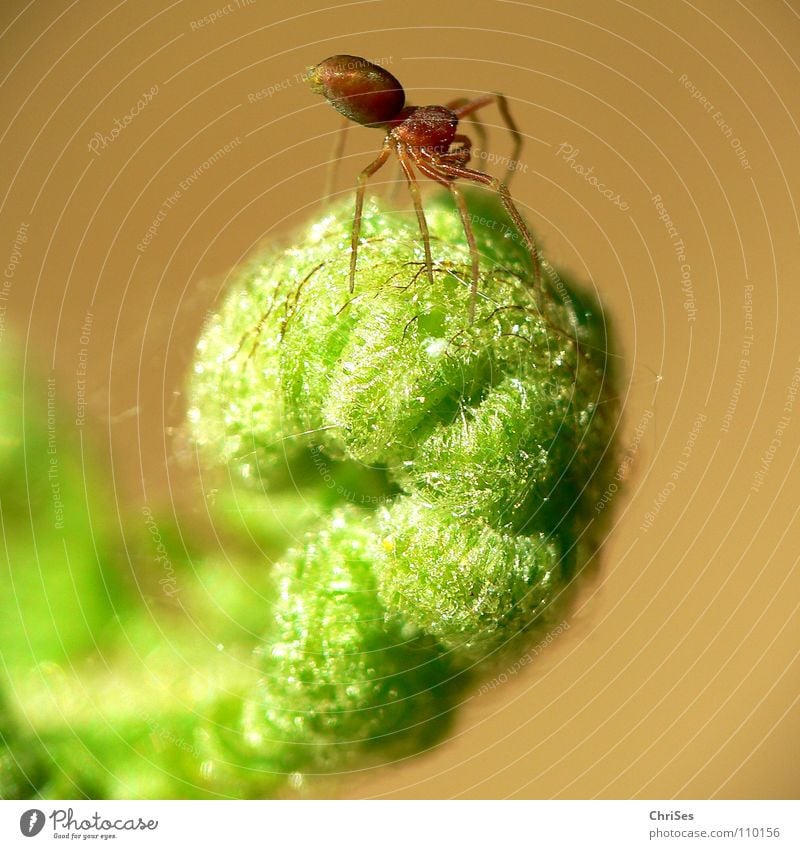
449, 181, 481, 322
412, 152, 451, 187
447, 97, 487, 154
413, 141, 480, 322
451, 93, 523, 186
421, 154, 543, 312
439, 132, 472, 168
389, 158, 405, 202
324, 116, 350, 201
350, 138, 393, 293
493, 93, 523, 182
419, 134, 480, 319
395, 146, 434, 286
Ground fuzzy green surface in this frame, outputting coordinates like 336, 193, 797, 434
377, 497, 571, 660
189, 191, 614, 507
188, 510, 460, 797
189, 190, 617, 662
232, 511, 459, 783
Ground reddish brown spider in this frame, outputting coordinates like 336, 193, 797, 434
307, 55, 543, 321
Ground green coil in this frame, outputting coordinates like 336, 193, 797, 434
187, 188, 619, 789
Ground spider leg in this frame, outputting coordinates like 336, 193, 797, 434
389, 158, 405, 202
350, 137, 393, 293
446, 97, 488, 154
420, 152, 543, 312
412, 154, 451, 188
395, 145, 435, 287
449, 181, 481, 322
451, 93, 523, 186
324, 115, 350, 201
413, 141, 480, 322
439, 133, 472, 168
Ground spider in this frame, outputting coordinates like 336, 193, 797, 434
306, 55, 543, 321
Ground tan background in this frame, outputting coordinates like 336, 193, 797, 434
1, 0, 798, 799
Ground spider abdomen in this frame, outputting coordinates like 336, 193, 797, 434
307, 55, 404, 128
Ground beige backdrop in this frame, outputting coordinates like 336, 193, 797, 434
1, 0, 798, 799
